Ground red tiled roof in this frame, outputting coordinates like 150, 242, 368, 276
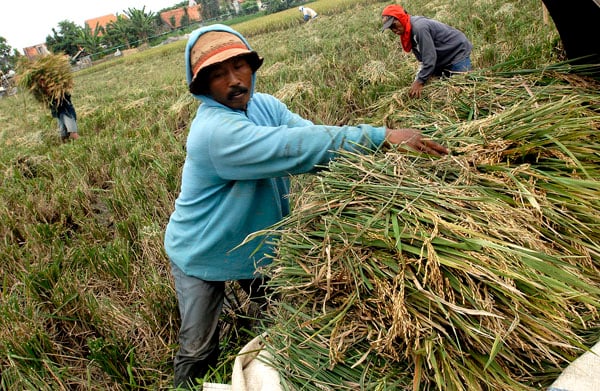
85, 14, 119, 35
160, 6, 202, 29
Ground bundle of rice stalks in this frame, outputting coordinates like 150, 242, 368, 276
275, 82, 315, 103
374, 64, 600, 129
357, 60, 398, 86
16, 54, 74, 107
255, 84, 600, 390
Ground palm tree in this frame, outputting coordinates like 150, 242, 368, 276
45, 20, 83, 57
76, 25, 104, 58
105, 15, 133, 50
124, 7, 158, 46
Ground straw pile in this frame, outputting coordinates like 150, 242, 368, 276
257, 70, 600, 390
16, 54, 74, 107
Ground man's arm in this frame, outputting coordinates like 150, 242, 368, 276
411, 23, 437, 98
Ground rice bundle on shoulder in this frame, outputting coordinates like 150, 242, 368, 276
16, 54, 74, 107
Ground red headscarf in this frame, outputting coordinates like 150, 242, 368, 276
382, 5, 412, 52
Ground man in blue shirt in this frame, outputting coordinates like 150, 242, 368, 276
164, 23, 448, 389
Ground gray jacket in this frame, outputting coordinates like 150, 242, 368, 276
410, 16, 472, 83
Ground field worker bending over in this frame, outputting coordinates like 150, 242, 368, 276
381, 4, 473, 98
299, 6, 318, 22
164, 24, 448, 389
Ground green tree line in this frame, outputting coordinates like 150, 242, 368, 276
0, 0, 299, 71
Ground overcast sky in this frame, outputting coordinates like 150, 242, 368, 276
2, 0, 183, 54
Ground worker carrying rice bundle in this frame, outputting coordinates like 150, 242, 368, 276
16, 53, 79, 142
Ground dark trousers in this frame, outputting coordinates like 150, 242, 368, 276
170, 262, 268, 389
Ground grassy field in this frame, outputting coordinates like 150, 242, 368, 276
1, 0, 595, 389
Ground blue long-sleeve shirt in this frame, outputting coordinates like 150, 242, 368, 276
164, 24, 387, 280
410, 16, 473, 84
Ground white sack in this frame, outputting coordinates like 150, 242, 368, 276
231, 333, 283, 391
548, 339, 600, 391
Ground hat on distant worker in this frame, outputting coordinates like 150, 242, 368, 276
381, 15, 395, 32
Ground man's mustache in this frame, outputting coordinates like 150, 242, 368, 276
227, 86, 249, 99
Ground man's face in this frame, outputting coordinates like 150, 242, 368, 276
206, 55, 253, 110
388, 17, 405, 36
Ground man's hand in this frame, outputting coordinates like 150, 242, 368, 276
385, 128, 448, 157
409, 81, 424, 98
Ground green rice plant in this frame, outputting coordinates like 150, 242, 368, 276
0, 0, 596, 389
235, 0, 389, 37
256, 82, 600, 391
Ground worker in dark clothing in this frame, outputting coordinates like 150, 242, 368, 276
381, 4, 473, 98
50, 93, 79, 141
541, 0, 600, 77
